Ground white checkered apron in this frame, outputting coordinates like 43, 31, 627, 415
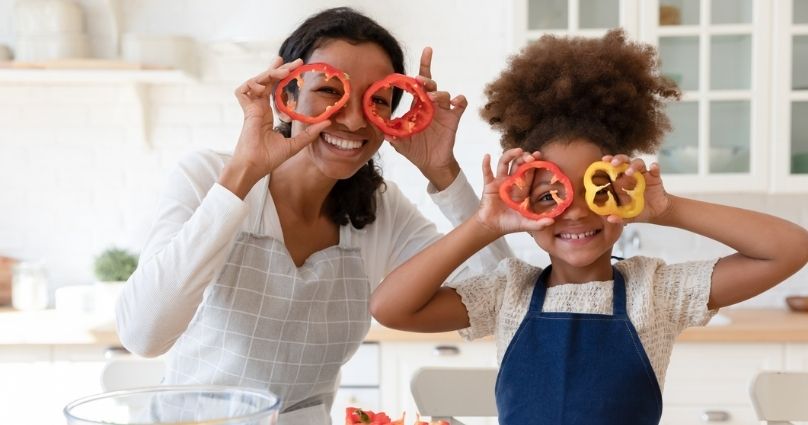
163, 185, 371, 425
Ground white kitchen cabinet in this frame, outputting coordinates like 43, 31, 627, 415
771, 0, 808, 192
661, 342, 784, 425
513, 1, 808, 194
0, 345, 107, 425
379, 341, 498, 425
785, 342, 808, 370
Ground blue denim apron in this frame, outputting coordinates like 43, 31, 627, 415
494, 266, 662, 424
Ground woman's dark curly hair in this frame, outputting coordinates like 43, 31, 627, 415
481, 29, 680, 155
275, 7, 405, 229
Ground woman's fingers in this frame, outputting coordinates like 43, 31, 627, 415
429, 91, 451, 109
419, 47, 433, 80
287, 120, 331, 154
482, 154, 495, 185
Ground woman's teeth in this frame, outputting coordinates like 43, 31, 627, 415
323, 133, 362, 150
558, 230, 598, 240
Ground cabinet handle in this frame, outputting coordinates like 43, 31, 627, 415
433, 345, 460, 356
700, 410, 730, 422
104, 346, 131, 359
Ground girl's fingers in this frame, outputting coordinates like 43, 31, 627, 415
606, 214, 625, 225
625, 158, 647, 176
610, 154, 631, 166
497, 148, 524, 177
649, 162, 662, 177
524, 217, 555, 232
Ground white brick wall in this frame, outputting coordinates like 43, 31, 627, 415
0, 0, 806, 310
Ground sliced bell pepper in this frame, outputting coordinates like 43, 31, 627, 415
583, 161, 646, 218
346, 407, 400, 425
274, 62, 351, 124
498, 160, 573, 220
362, 73, 434, 137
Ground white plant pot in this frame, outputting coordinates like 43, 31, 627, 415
92, 281, 124, 330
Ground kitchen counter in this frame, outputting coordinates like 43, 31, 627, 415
1, 307, 807, 346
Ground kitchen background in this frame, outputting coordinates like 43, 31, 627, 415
1, 0, 807, 307
2, 1, 808, 424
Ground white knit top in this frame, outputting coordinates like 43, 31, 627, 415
446, 255, 719, 389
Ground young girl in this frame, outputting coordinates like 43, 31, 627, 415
370, 29, 808, 424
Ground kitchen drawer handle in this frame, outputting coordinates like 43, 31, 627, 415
700, 410, 730, 422
104, 346, 131, 359
433, 345, 460, 356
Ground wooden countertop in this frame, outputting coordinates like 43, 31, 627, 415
1, 307, 807, 346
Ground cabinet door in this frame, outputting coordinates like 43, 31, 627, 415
0, 346, 55, 425
771, 0, 808, 191
379, 341, 497, 425
662, 405, 759, 425
513, 0, 640, 48
785, 343, 808, 370
641, 0, 772, 192
661, 342, 783, 425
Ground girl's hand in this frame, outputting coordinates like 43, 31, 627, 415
221, 57, 331, 198
600, 154, 671, 224
388, 47, 466, 190
476, 148, 555, 235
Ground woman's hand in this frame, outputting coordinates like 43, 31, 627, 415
476, 148, 556, 236
219, 57, 331, 199
600, 154, 672, 224
387, 47, 466, 191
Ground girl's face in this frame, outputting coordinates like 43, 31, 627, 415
528, 139, 624, 270
290, 39, 394, 180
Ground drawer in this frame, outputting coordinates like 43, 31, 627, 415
340, 342, 379, 386
661, 405, 758, 425
663, 343, 783, 405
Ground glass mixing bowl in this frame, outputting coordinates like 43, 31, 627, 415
64, 385, 280, 425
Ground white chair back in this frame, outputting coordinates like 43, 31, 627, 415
101, 357, 166, 392
749, 370, 808, 425
410, 367, 498, 425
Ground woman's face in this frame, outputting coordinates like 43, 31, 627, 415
289, 39, 394, 180
528, 139, 624, 270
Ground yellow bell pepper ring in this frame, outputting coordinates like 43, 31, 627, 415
583, 161, 646, 219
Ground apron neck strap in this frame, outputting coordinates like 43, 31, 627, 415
529, 266, 628, 318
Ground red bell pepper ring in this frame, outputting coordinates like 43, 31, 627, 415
362, 73, 435, 137
499, 160, 573, 220
345, 407, 401, 425
274, 62, 351, 124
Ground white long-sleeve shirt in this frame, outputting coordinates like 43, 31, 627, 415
116, 149, 512, 357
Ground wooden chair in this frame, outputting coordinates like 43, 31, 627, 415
749, 370, 808, 425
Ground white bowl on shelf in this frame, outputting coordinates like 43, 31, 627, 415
15, 33, 89, 61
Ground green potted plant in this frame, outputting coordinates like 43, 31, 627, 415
92, 247, 138, 329
94, 248, 138, 283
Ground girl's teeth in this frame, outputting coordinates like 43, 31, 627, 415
323, 133, 362, 150
560, 230, 597, 240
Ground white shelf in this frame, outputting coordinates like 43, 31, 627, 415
0, 68, 192, 84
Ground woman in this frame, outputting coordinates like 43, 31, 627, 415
115, 7, 510, 424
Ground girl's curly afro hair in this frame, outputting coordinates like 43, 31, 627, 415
481, 29, 680, 155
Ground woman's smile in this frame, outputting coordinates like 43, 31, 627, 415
320, 132, 367, 155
